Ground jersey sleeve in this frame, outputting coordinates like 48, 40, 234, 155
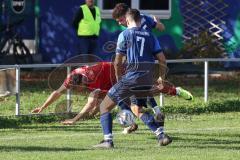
152, 35, 163, 56
116, 32, 127, 55
144, 14, 157, 29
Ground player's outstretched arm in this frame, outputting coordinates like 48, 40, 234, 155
31, 84, 66, 113
61, 89, 103, 125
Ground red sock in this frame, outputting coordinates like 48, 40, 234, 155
160, 85, 177, 96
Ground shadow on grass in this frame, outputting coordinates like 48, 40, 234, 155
0, 114, 99, 129
153, 133, 240, 150
19, 125, 130, 133
172, 136, 240, 145
17, 125, 102, 133
0, 145, 89, 152
178, 132, 240, 139
170, 145, 240, 151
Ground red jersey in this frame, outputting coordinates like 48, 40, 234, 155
64, 62, 116, 92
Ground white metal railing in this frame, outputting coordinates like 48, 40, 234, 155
0, 58, 240, 115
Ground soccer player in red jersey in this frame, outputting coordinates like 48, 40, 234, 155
31, 62, 115, 123
32, 62, 191, 127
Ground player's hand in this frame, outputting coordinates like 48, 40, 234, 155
31, 107, 43, 113
152, 15, 165, 31
152, 15, 160, 23
61, 119, 76, 125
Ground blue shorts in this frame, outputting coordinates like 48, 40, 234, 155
108, 75, 153, 107
131, 97, 148, 107
118, 100, 131, 110
118, 97, 148, 109
131, 97, 157, 108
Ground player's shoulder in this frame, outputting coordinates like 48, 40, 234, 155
118, 29, 132, 40
121, 29, 131, 36
141, 13, 153, 21
140, 13, 147, 19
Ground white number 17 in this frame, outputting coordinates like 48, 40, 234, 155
137, 36, 145, 57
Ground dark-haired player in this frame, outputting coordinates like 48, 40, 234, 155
93, 9, 173, 148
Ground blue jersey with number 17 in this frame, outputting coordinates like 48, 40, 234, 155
116, 27, 162, 79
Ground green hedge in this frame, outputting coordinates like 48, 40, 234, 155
1, 99, 240, 128
162, 99, 240, 114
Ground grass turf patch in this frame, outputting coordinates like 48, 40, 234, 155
0, 112, 240, 160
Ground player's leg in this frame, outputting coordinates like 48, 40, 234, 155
131, 98, 172, 146
131, 103, 162, 135
176, 87, 193, 100
147, 97, 165, 127
118, 100, 138, 134
88, 91, 109, 116
94, 80, 133, 148
161, 84, 193, 100
78, 89, 103, 117
153, 80, 193, 100
88, 98, 102, 117
131, 98, 160, 133
93, 95, 116, 148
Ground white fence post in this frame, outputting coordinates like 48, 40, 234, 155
160, 93, 164, 107
15, 66, 20, 116
66, 66, 71, 112
204, 61, 209, 103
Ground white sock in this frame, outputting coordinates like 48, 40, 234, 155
154, 127, 164, 136
176, 87, 180, 96
104, 134, 113, 141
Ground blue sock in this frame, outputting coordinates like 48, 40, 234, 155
140, 112, 159, 132
100, 112, 113, 141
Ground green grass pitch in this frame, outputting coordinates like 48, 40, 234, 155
0, 112, 240, 160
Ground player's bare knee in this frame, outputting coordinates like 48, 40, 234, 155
99, 103, 108, 114
100, 102, 115, 114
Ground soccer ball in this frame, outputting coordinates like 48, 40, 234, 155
116, 109, 135, 127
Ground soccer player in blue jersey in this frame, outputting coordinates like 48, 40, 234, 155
112, 3, 193, 134
93, 9, 172, 148
112, 3, 164, 32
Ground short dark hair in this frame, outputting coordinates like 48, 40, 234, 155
126, 9, 141, 23
71, 74, 82, 85
112, 3, 129, 19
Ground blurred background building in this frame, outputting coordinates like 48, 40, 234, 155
0, 0, 239, 68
